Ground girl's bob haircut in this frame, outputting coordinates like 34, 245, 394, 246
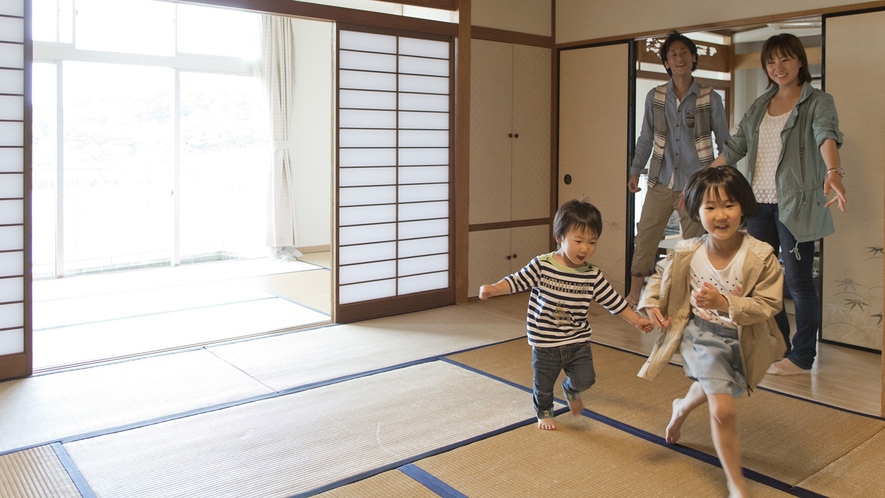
761, 33, 813, 88
683, 166, 757, 223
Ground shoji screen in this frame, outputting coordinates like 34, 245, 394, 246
0, 0, 29, 379
336, 27, 453, 322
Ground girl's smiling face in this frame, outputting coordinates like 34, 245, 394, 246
699, 187, 743, 241
556, 225, 597, 268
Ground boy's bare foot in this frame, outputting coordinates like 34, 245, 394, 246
566, 394, 584, 416
665, 398, 687, 444
537, 417, 556, 430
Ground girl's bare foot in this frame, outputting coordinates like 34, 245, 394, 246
537, 417, 556, 430
666, 398, 687, 444
567, 394, 584, 416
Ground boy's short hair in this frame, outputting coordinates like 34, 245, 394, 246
553, 199, 603, 240
760, 33, 813, 87
683, 166, 757, 222
660, 30, 698, 76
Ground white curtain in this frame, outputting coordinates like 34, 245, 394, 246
256, 16, 302, 261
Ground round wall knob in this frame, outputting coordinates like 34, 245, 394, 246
564, 174, 572, 185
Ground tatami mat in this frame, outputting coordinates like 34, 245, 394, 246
63, 361, 546, 498
207, 303, 524, 392
798, 425, 885, 496
0, 349, 272, 454
34, 298, 328, 369
0, 446, 80, 498
447, 338, 885, 490
314, 468, 440, 498
412, 414, 792, 497
243, 268, 331, 315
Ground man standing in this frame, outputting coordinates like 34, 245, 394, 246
626, 31, 731, 306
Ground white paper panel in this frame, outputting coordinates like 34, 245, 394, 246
338, 185, 396, 206
399, 148, 448, 166
339, 31, 396, 53
0, 199, 23, 224
399, 236, 448, 258
399, 37, 448, 58
339, 129, 396, 148
0, 301, 22, 328
339, 279, 396, 304
339, 241, 396, 265
339, 223, 396, 246
0, 328, 24, 356
0, 95, 23, 120
0, 147, 23, 172
399, 56, 449, 77
399, 74, 449, 94
339, 167, 396, 188
399, 166, 448, 185
0, 121, 24, 146
398, 271, 447, 295
398, 130, 448, 148
399, 93, 448, 112
399, 111, 448, 130
0, 43, 24, 68
0, 17, 22, 43
0, 173, 23, 198
398, 254, 448, 276
339, 90, 396, 110
339, 50, 396, 72
340, 148, 396, 167
0, 251, 23, 278
339, 69, 396, 91
0, 68, 23, 96
340, 110, 396, 129
398, 201, 447, 221
0, 225, 22, 250
399, 184, 448, 203
0, 276, 23, 302
399, 219, 448, 239
339, 260, 396, 285
339, 204, 397, 226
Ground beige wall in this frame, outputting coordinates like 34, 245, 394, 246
471, 0, 552, 36
556, 0, 872, 43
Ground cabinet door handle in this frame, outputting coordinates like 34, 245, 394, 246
512, 253, 517, 259
506, 254, 512, 260
513, 133, 519, 138
508, 133, 513, 138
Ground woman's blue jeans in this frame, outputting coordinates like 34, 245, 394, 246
746, 203, 819, 369
532, 342, 596, 418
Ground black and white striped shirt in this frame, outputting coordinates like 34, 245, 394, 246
505, 253, 629, 347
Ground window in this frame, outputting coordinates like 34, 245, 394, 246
31, 0, 270, 277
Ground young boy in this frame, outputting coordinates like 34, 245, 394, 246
479, 199, 653, 430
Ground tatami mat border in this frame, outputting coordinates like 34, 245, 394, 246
442, 353, 824, 498
399, 463, 467, 498
298, 416, 548, 497
51, 443, 95, 498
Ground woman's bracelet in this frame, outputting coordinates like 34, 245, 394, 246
826, 167, 845, 178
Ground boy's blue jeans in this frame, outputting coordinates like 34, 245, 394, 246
532, 341, 596, 419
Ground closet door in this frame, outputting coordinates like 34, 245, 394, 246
0, 0, 30, 380
823, 11, 885, 353
558, 42, 630, 293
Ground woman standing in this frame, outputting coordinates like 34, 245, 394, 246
710, 33, 846, 375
